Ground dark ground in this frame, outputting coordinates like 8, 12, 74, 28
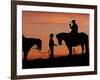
22, 53, 89, 69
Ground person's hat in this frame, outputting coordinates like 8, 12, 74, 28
49, 33, 54, 37
71, 20, 76, 23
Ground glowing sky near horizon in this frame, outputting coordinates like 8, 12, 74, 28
22, 11, 89, 60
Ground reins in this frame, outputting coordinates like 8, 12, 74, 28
31, 46, 50, 54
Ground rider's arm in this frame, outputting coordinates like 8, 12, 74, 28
69, 24, 72, 29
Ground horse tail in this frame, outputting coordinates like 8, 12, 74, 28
80, 32, 89, 54
85, 35, 89, 54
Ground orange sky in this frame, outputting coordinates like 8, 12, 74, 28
22, 11, 89, 60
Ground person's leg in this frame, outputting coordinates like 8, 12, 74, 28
50, 46, 54, 58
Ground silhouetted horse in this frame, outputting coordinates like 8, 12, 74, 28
56, 32, 89, 55
23, 36, 42, 61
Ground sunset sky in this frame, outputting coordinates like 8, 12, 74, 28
22, 11, 89, 60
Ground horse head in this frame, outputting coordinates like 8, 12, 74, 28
56, 33, 63, 45
31, 38, 42, 50
36, 39, 42, 50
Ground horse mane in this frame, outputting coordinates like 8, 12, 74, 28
56, 32, 68, 38
23, 35, 41, 41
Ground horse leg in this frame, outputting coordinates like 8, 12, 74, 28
85, 41, 89, 54
24, 51, 28, 61
68, 46, 72, 56
81, 44, 84, 54
24, 48, 30, 61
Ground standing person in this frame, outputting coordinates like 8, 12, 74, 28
49, 33, 55, 59
69, 20, 78, 35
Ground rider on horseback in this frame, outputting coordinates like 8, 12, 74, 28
69, 20, 78, 35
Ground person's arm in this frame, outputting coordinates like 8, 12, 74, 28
69, 23, 72, 29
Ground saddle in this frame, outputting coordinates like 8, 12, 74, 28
68, 33, 79, 40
